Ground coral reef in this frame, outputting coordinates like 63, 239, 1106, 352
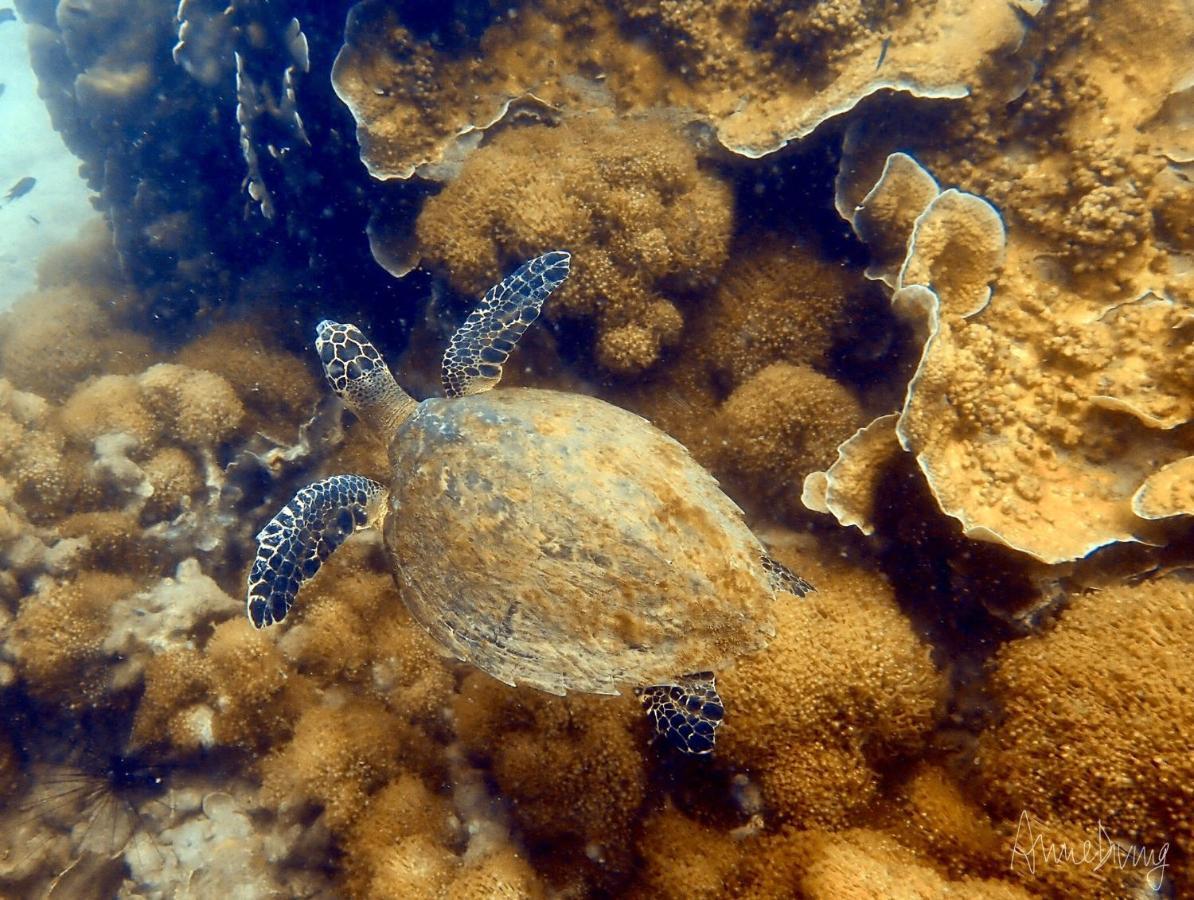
812, 0, 1194, 563
714, 363, 864, 520
716, 549, 945, 827
2, 2, 1192, 898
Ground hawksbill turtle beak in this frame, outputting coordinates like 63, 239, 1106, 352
315, 319, 341, 342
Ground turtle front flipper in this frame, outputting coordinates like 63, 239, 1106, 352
636, 672, 724, 756
247, 475, 387, 628
442, 250, 571, 398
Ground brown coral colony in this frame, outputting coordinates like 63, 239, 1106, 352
0, 0, 1191, 897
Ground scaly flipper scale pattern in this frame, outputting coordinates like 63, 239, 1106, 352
442, 250, 571, 397
247, 474, 386, 628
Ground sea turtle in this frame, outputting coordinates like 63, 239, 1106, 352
246, 251, 813, 755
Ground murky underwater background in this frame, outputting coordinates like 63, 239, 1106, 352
0, 0, 1191, 896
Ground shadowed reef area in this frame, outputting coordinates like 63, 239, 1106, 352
0, 0, 1191, 896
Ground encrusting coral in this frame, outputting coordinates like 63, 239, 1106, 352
415, 112, 733, 374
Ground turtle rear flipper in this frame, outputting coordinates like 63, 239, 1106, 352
247, 475, 387, 628
442, 250, 571, 398
637, 672, 724, 756
762, 555, 815, 597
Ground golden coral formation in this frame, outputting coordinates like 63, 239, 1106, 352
716, 551, 945, 827
812, 0, 1194, 561
260, 696, 420, 833
608, 236, 872, 514
883, 763, 1007, 881
975, 574, 1194, 893
1133, 456, 1194, 520
342, 774, 458, 897
714, 363, 864, 520
693, 236, 867, 390
130, 647, 215, 752
918, 0, 1193, 289
415, 113, 733, 374
0, 283, 154, 402
175, 319, 320, 430
344, 773, 546, 899
453, 671, 647, 887
792, 828, 1034, 900
631, 809, 1033, 899
10, 573, 141, 705
204, 618, 313, 752
279, 540, 457, 736
331, 0, 1034, 179
802, 413, 902, 536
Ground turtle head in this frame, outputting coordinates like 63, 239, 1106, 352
315, 320, 416, 435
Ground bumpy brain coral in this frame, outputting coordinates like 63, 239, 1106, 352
415, 112, 733, 374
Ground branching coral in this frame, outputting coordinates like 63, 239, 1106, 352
415, 112, 733, 374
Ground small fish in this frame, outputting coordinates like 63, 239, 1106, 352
0, 8, 15, 25
875, 37, 891, 70
0, 83, 6, 100
27, 214, 40, 224
4, 176, 36, 204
